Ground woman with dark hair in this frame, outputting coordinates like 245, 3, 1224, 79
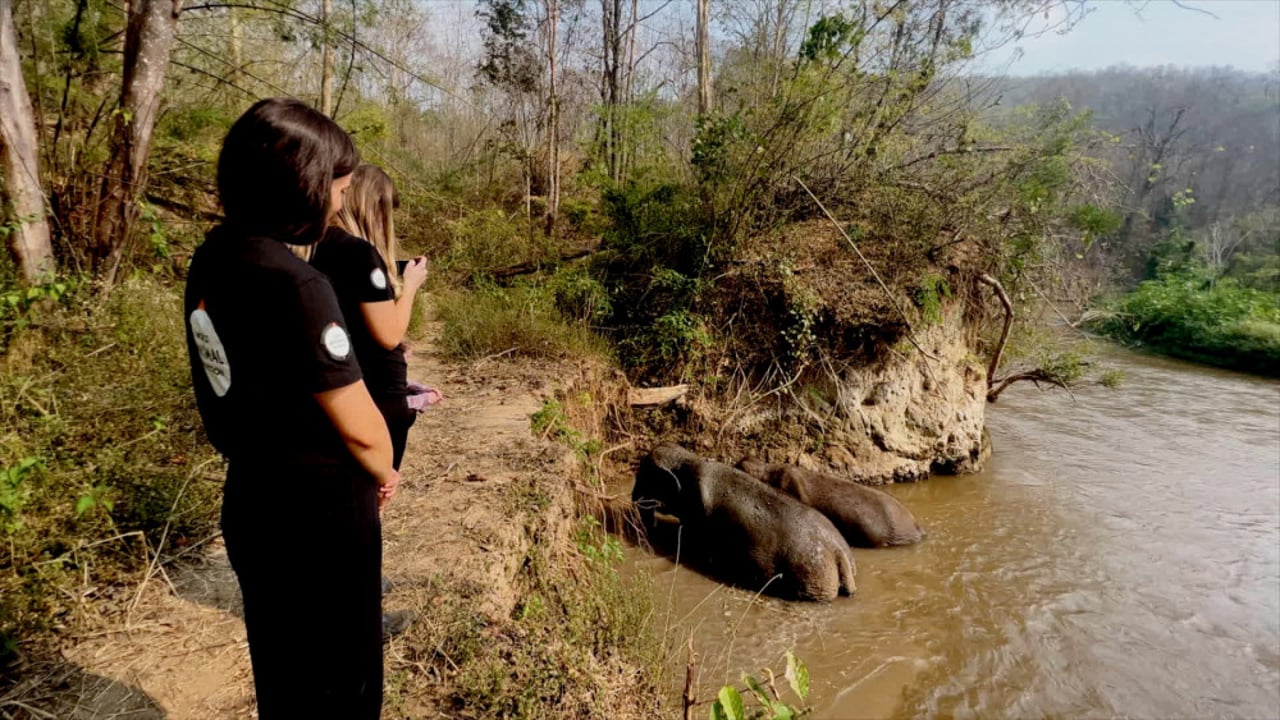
184, 97, 396, 719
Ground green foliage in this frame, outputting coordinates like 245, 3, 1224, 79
531, 399, 578, 444
138, 202, 171, 260
0, 458, 41, 534
449, 491, 659, 717
435, 281, 608, 361
441, 208, 549, 280
1145, 226, 1197, 280
710, 652, 811, 720
595, 182, 718, 379
1100, 369, 1125, 388
547, 266, 611, 325
574, 516, 623, 568
913, 273, 952, 326
1068, 204, 1123, 249
1091, 270, 1280, 375
691, 114, 749, 186
0, 276, 221, 661
0, 278, 73, 349
531, 397, 604, 482
797, 14, 864, 66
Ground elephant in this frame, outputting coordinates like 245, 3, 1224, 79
632, 443, 856, 602
738, 460, 925, 548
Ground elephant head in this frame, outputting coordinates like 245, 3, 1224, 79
632, 442, 701, 528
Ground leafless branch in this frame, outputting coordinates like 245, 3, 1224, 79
1169, 0, 1220, 20
976, 273, 1013, 385
987, 369, 1071, 403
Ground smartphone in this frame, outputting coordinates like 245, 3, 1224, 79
395, 260, 408, 274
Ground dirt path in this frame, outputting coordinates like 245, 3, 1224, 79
33, 320, 567, 719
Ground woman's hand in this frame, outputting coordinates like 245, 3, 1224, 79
377, 468, 400, 510
402, 257, 428, 293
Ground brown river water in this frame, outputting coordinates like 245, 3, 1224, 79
631, 348, 1280, 719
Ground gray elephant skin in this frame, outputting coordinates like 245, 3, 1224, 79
632, 443, 856, 602
738, 460, 925, 548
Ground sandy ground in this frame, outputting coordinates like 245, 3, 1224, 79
6, 321, 565, 719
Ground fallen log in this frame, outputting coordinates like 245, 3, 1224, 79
628, 384, 689, 407
489, 238, 601, 279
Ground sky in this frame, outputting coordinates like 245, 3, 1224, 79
991, 0, 1280, 75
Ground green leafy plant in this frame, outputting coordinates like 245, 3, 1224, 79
913, 273, 952, 326
711, 651, 812, 720
1091, 269, 1280, 375
0, 458, 41, 533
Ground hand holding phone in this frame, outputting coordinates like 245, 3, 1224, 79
400, 256, 428, 291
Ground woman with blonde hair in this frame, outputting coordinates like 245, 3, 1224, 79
311, 164, 435, 472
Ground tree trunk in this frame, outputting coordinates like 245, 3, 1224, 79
229, 7, 242, 82
0, 0, 55, 282
545, 0, 560, 233
91, 0, 180, 286
696, 0, 712, 115
621, 0, 638, 182
600, 0, 622, 182
768, 0, 785, 98
320, 0, 333, 115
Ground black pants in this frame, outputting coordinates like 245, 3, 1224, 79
376, 397, 416, 471
222, 459, 382, 719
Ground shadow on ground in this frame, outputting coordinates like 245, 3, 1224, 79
169, 545, 243, 618
1, 661, 166, 719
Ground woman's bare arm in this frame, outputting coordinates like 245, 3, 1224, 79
360, 257, 428, 350
315, 380, 397, 499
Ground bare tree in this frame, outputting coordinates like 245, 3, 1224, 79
545, 0, 560, 231
0, 0, 54, 282
600, 0, 624, 180
321, 0, 333, 114
91, 0, 181, 285
696, 0, 712, 115
1199, 218, 1252, 276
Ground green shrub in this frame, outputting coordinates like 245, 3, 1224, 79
441, 208, 549, 279
1091, 272, 1280, 375
0, 276, 221, 661
547, 266, 612, 325
442, 510, 659, 718
435, 281, 608, 361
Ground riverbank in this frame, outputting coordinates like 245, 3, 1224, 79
644, 347, 1280, 718
0, 314, 660, 718
1088, 274, 1280, 377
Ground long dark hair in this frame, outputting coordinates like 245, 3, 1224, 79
216, 98, 359, 245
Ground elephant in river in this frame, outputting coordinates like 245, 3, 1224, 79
632, 443, 856, 602
737, 460, 925, 548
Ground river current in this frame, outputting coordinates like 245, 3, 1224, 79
634, 348, 1280, 719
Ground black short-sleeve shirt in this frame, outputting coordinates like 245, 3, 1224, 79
185, 227, 363, 463
309, 228, 408, 401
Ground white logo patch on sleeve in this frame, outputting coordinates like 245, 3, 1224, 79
190, 307, 232, 397
322, 323, 351, 360
371, 268, 387, 290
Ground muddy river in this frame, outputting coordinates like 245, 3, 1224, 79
633, 348, 1280, 718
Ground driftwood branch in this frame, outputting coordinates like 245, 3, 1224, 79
976, 273, 1013, 385
986, 369, 1069, 403
628, 384, 688, 407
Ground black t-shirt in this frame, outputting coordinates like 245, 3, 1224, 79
185, 228, 364, 463
309, 228, 408, 401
